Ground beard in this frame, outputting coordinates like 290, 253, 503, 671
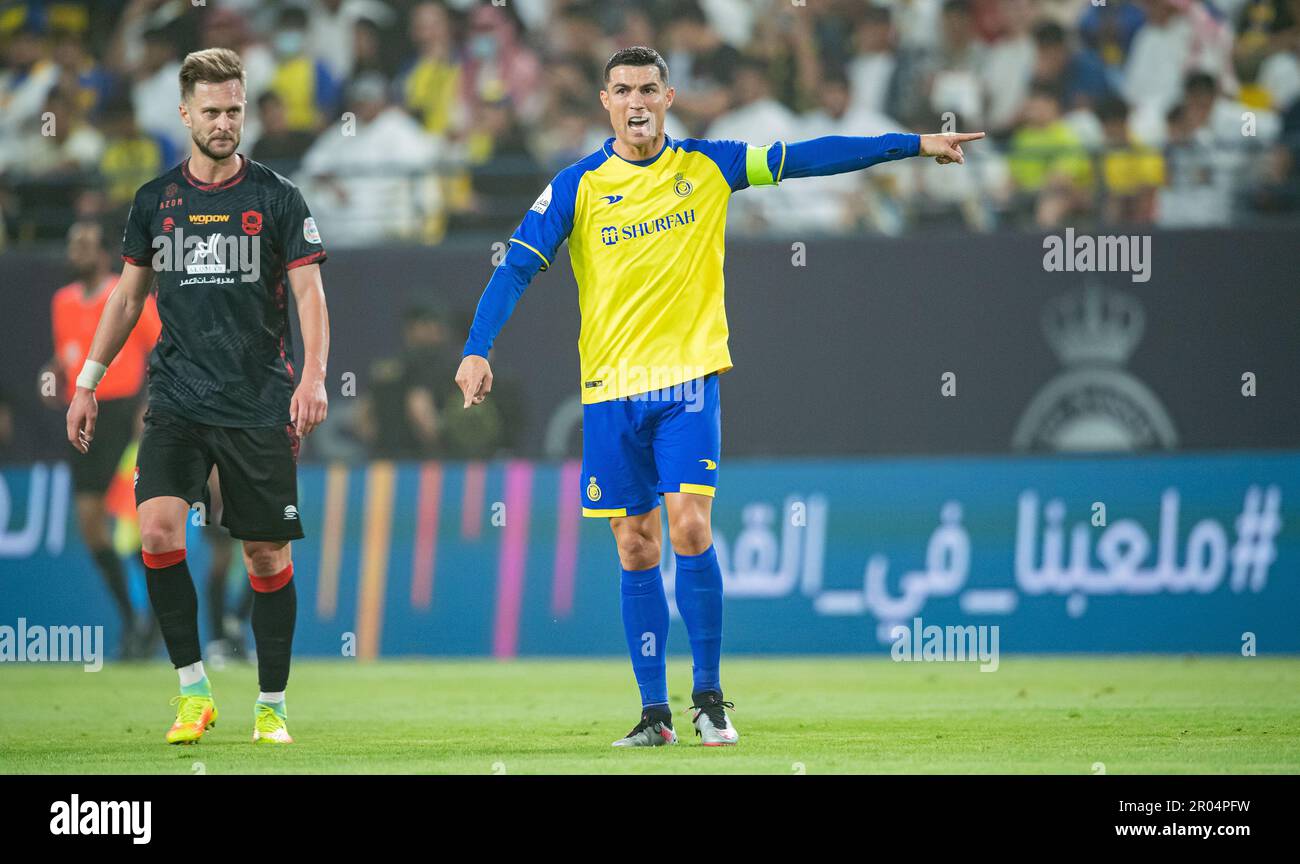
195, 130, 240, 161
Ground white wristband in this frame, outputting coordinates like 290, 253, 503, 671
76, 360, 108, 391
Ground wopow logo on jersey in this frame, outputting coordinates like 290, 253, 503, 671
283, 505, 298, 521
151, 228, 261, 283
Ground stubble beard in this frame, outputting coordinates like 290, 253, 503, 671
194, 130, 240, 163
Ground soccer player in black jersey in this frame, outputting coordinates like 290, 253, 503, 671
66, 48, 330, 745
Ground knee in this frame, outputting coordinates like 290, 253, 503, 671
244, 543, 289, 578
669, 511, 712, 556
139, 518, 185, 554
614, 528, 660, 571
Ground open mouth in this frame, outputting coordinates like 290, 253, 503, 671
627, 116, 650, 131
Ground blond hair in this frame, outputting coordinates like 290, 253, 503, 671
178, 48, 246, 100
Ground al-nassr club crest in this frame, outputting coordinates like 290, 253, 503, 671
1013, 283, 1178, 451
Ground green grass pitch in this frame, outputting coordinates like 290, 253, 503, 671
2, 656, 1297, 774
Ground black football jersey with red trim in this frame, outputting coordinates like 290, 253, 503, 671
122, 154, 327, 427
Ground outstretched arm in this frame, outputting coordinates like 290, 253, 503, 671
755, 131, 986, 184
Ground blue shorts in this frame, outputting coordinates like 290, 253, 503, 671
581, 373, 721, 517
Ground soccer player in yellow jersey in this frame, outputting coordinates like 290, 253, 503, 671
455, 47, 982, 747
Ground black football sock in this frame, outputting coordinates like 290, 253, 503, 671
250, 565, 296, 692
143, 550, 202, 669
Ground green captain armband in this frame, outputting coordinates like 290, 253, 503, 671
746, 143, 785, 187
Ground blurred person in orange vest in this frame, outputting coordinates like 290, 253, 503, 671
46, 217, 161, 659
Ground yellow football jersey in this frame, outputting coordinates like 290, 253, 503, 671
509, 136, 787, 404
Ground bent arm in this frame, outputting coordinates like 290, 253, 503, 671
79, 262, 154, 387
462, 242, 545, 358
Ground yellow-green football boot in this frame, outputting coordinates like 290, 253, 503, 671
166, 694, 218, 744
252, 701, 294, 744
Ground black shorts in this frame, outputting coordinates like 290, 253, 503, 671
73, 396, 140, 495
134, 410, 304, 542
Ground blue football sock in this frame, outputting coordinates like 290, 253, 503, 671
620, 565, 669, 709
673, 545, 723, 694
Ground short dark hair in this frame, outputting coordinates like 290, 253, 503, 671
1184, 71, 1217, 95
665, 0, 708, 27
860, 4, 891, 25
69, 216, 115, 253
1033, 21, 1066, 46
179, 47, 246, 100
278, 7, 309, 29
1028, 80, 1064, 107
822, 66, 850, 89
1095, 95, 1129, 124
604, 46, 669, 86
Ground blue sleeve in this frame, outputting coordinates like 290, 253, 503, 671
689, 135, 918, 191
462, 242, 545, 358
778, 134, 920, 180
463, 167, 584, 356
507, 168, 580, 271
685, 139, 751, 192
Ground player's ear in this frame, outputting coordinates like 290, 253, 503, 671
664, 86, 675, 109
599, 88, 609, 110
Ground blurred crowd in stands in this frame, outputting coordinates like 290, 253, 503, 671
3, 0, 1300, 248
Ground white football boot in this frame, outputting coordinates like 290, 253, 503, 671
690, 691, 738, 745
612, 707, 678, 747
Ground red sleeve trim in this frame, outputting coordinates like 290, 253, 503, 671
122, 255, 150, 266
286, 251, 326, 270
